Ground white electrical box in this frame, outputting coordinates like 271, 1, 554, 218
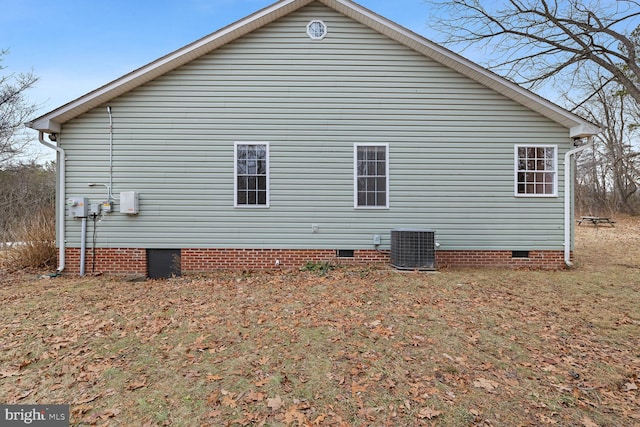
120, 191, 139, 215
67, 197, 88, 218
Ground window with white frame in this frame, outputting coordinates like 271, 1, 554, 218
515, 145, 557, 196
235, 143, 269, 207
355, 144, 389, 208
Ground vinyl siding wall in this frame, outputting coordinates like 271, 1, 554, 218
59, 2, 571, 253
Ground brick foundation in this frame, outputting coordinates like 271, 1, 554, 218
181, 248, 388, 271
66, 248, 147, 275
62, 247, 569, 275
437, 250, 568, 270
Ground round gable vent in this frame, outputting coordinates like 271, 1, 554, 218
307, 20, 327, 40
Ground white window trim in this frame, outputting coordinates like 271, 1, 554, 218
354, 143, 390, 209
514, 144, 558, 198
307, 19, 327, 40
234, 142, 270, 208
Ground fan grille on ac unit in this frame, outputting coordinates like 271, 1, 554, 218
390, 229, 436, 270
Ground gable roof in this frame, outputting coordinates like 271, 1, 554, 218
27, 0, 599, 138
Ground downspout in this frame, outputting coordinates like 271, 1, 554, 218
38, 131, 66, 273
107, 106, 114, 201
564, 137, 593, 267
80, 218, 87, 276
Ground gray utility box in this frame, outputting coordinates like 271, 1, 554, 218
120, 191, 139, 215
67, 197, 88, 218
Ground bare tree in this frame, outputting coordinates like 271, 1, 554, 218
1, 49, 39, 166
574, 80, 640, 214
0, 161, 56, 246
427, 0, 640, 215
427, 0, 640, 105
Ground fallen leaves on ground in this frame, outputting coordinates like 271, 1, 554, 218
472, 377, 500, 393
1, 217, 639, 426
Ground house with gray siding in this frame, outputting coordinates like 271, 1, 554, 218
28, 0, 599, 276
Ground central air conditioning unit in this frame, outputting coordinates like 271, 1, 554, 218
390, 229, 436, 270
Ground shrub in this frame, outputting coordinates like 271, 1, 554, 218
1, 206, 56, 271
300, 260, 335, 275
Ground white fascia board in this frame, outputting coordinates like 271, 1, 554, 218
570, 123, 602, 138
27, 0, 598, 138
327, 0, 599, 136
25, 118, 61, 134
27, 0, 313, 132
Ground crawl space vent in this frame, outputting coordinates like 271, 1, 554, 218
390, 229, 436, 271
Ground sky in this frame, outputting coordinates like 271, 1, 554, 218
2, 0, 435, 114
1, 0, 440, 161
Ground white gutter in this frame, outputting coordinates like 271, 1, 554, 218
38, 131, 66, 273
564, 138, 593, 267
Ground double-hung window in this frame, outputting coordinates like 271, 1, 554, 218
235, 142, 269, 207
515, 145, 557, 197
355, 144, 389, 208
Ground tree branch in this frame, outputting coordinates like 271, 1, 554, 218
428, 0, 640, 104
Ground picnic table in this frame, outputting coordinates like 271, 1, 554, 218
577, 216, 616, 227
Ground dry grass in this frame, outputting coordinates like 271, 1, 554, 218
0, 218, 638, 426
0, 207, 56, 271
